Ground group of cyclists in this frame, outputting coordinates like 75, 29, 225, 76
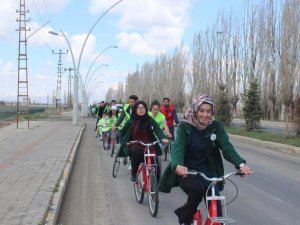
89, 93, 252, 225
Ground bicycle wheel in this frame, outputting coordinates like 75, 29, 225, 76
134, 166, 144, 204
102, 132, 108, 150
148, 169, 159, 217
167, 141, 171, 161
163, 142, 170, 161
112, 152, 121, 178
110, 136, 116, 157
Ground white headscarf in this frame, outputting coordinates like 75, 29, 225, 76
182, 93, 215, 130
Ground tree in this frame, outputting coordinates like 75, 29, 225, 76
292, 95, 300, 136
215, 84, 232, 126
243, 79, 263, 131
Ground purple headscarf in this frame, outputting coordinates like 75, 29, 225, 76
182, 93, 215, 130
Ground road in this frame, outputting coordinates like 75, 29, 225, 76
57, 119, 300, 225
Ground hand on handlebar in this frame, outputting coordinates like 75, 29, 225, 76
161, 138, 169, 145
176, 165, 188, 177
239, 164, 252, 176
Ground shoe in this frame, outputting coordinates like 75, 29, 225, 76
107, 145, 110, 150
130, 174, 137, 183
123, 158, 127, 165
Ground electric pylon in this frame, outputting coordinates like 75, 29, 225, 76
65, 67, 74, 111
52, 49, 68, 116
16, 0, 30, 128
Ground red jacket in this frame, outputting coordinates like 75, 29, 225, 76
160, 105, 175, 127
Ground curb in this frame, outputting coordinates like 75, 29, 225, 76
229, 134, 300, 156
45, 123, 86, 225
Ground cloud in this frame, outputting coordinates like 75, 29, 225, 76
88, 0, 191, 56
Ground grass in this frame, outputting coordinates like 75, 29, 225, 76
225, 126, 300, 148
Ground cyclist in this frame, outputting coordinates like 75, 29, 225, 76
105, 99, 117, 114
149, 100, 172, 138
158, 93, 252, 225
106, 105, 120, 150
96, 111, 108, 143
91, 103, 98, 118
117, 101, 169, 182
94, 101, 108, 133
160, 97, 179, 141
112, 94, 138, 132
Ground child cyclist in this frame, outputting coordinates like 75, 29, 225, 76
106, 105, 120, 150
97, 111, 108, 142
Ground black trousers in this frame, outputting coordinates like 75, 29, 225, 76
129, 146, 161, 181
175, 176, 222, 224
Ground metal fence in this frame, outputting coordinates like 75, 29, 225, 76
0, 106, 46, 121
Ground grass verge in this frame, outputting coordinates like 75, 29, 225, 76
225, 126, 300, 148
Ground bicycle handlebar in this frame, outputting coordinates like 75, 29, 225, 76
186, 170, 251, 182
127, 140, 160, 146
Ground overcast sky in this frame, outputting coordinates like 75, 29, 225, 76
0, 0, 247, 104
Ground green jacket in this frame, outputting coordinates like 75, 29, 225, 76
117, 117, 166, 157
158, 120, 246, 193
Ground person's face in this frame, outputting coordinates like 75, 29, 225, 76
100, 103, 104, 106
112, 109, 117, 114
197, 103, 213, 125
129, 99, 136, 108
111, 102, 116, 106
136, 104, 146, 116
151, 105, 160, 115
163, 99, 170, 107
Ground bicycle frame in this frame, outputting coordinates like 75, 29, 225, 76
128, 140, 160, 217
186, 171, 244, 225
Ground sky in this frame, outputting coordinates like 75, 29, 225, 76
0, 0, 246, 104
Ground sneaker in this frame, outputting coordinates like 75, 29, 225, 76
123, 158, 127, 165
130, 174, 137, 183
107, 145, 110, 150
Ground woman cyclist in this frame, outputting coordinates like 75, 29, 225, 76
158, 93, 252, 225
117, 101, 169, 182
148, 100, 172, 138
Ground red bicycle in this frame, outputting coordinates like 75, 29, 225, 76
127, 140, 160, 217
186, 170, 247, 225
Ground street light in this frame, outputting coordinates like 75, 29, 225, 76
48, 0, 124, 125
48, 30, 78, 125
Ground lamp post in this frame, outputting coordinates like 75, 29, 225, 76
48, 0, 124, 125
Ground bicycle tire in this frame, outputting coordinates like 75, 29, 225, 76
167, 141, 171, 161
112, 152, 121, 178
148, 169, 159, 217
102, 132, 108, 150
110, 136, 116, 157
134, 166, 144, 204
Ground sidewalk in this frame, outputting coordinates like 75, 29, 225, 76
0, 117, 84, 225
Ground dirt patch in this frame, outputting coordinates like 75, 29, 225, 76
0, 121, 13, 128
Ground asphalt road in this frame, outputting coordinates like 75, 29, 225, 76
57, 119, 300, 225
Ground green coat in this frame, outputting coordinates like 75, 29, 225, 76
158, 120, 246, 193
117, 117, 166, 157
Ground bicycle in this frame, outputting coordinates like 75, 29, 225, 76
112, 147, 130, 178
128, 140, 160, 217
163, 136, 172, 161
101, 130, 109, 150
185, 170, 248, 225
109, 130, 119, 157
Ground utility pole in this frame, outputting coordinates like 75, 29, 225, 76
16, 0, 30, 128
64, 67, 74, 111
52, 49, 68, 116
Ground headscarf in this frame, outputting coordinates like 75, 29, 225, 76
182, 93, 215, 130
131, 101, 150, 121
